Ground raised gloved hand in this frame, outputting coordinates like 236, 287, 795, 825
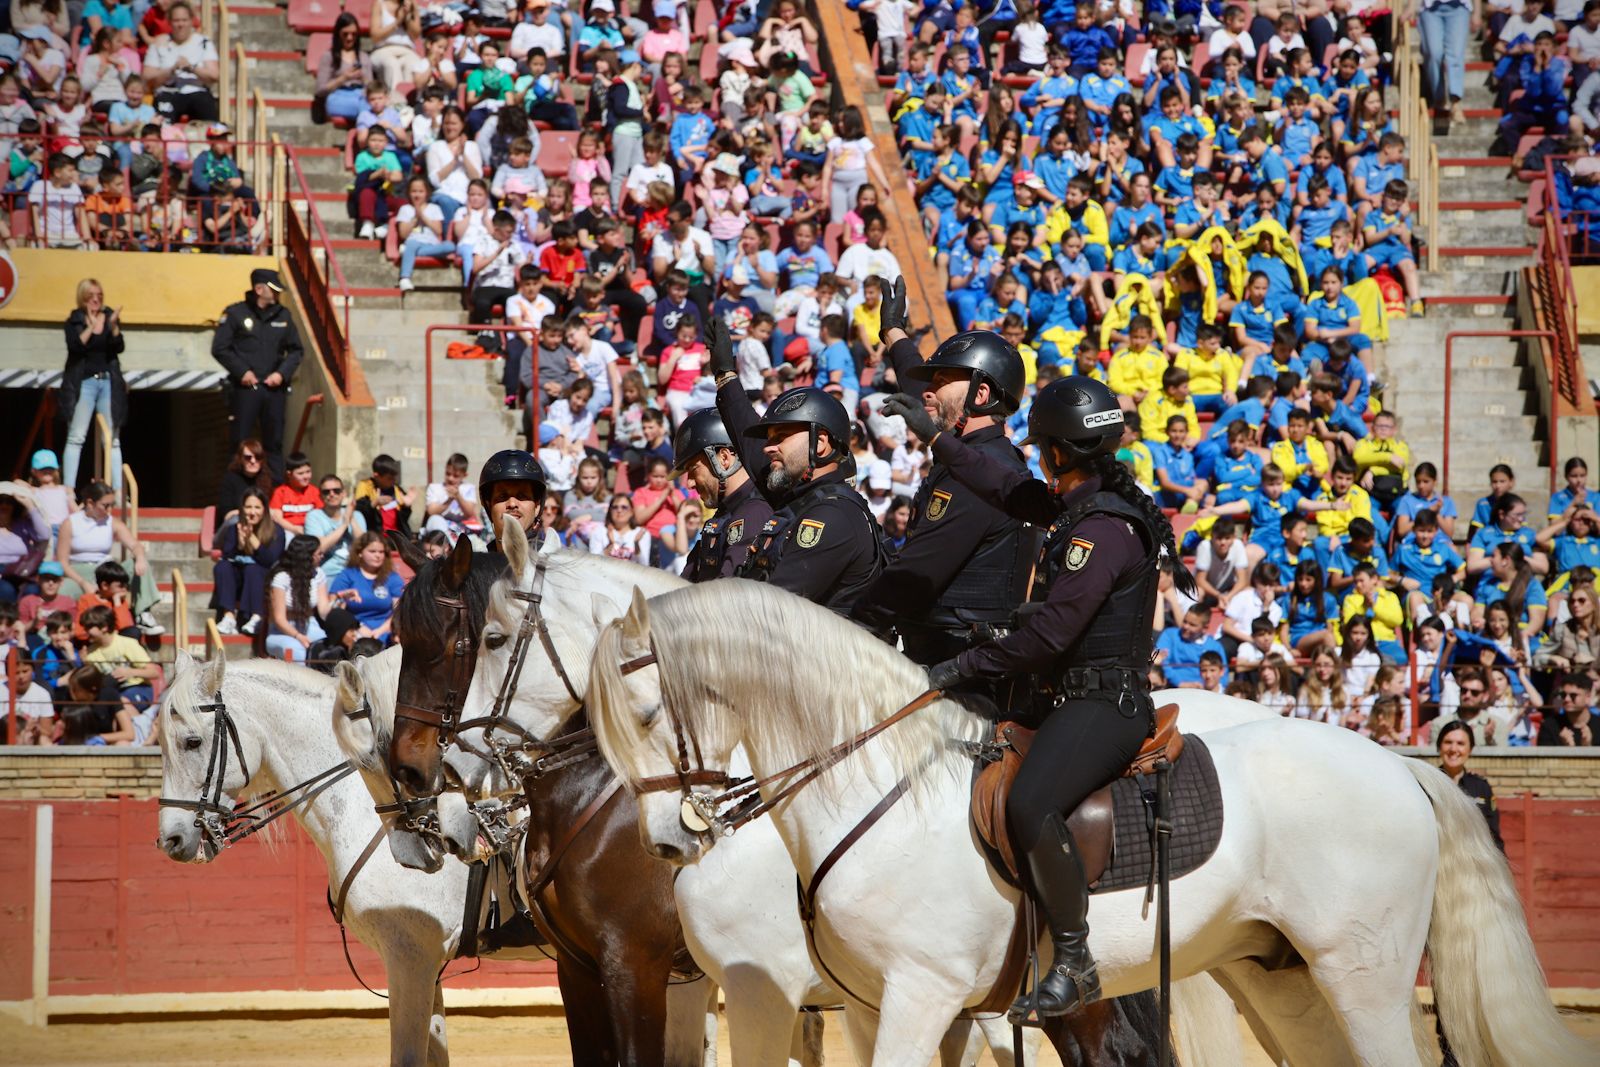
881, 392, 940, 443
707, 314, 737, 380
880, 275, 911, 337
928, 657, 969, 692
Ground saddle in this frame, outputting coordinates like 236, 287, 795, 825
972, 704, 1184, 886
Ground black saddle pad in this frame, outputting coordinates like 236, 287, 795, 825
1092, 735, 1223, 895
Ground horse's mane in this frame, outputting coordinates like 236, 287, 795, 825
355, 644, 405, 736
591, 580, 986, 793
487, 547, 687, 622
395, 549, 509, 641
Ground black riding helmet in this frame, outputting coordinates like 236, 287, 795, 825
742, 386, 851, 477
673, 408, 742, 493
478, 448, 548, 505
1019, 377, 1124, 475
901, 330, 1025, 418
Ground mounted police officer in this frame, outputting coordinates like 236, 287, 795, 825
478, 449, 551, 552
673, 407, 773, 581
852, 279, 1034, 679
884, 376, 1196, 1022
706, 318, 884, 613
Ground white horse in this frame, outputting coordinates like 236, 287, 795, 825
441, 519, 1244, 1067
153, 651, 517, 1066
586, 579, 1597, 1067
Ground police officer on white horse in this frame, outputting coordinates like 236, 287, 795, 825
672, 408, 773, 581
852, 278, 1035, 678
884, 378, 1196, 1022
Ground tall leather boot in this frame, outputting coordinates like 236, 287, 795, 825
1009, 811, 1101, 1021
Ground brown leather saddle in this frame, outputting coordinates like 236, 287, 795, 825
972, 703, 1183, 887
963, 705, 1184, 1015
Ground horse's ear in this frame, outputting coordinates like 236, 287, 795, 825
174, 647, 195, 678
441, 529, 474, 593
621, 585, 651, 642
591, 591, 623, 629
388, 530, 428, 573
501, 513, 530, 578
199, 652, 226, 695
334, 658, 364, 712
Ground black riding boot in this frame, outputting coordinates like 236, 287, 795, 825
1010, 811, 1101, 1021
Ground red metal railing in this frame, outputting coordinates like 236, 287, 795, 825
1440, 331, 1557, 500
423, 324, 541, 483
282, 146, 353, 394
1537, 159, 1589, 410
292, 392, 326, 454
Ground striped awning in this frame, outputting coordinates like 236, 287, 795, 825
0, 369, 228, 391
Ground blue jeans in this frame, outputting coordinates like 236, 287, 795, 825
1418, 0, 1471, 106
65, 376, 121, 492
401, 236, 456, 280
324, 84, 367, 122
430, 192, 463, 225
267, 616, 325, 663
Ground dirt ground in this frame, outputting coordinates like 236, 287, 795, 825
5, 1009, 1598, 1066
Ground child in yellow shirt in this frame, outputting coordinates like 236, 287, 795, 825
1106, 315, 1168, 409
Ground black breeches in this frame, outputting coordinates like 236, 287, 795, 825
1006, 697, 1151, 852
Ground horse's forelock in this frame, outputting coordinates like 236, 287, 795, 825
397, 550, 510, 647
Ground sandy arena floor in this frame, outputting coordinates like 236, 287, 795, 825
4, 1008, 1598, 1066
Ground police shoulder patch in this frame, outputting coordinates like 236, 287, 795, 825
796, 518, 825, 549
727, 519, 744, 544
927, 489, 953, 521
1064, 537, 1094, 571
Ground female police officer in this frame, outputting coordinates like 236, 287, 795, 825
884, 376, 1195, 1021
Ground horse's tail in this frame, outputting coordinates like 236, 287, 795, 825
1402, 759, 1595, 1067
1171, 973, 1244, 1067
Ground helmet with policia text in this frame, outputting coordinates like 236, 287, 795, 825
672, 408, 742, 493
1020, 377, 1124, 473
901, 330, 1025, 418
478, 448, 548, 504
741, 386, 851, 476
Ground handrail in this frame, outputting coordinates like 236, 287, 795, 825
121, 463, 139, 547
424, 325, 541, 482
206, 618, 226, 661
1441, 331, 1557, 498
282, 141, 354, 393
218, 0, 233, 127
292, 392, 326, 453
232, 42, 249, 153
172, 569, 190, 658
1392, 13, 1439, 271
93, 412, 112, 488
1537, 156, 1587, 409
6, 647, 17, 746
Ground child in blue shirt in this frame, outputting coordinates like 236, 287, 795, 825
1301, 268, 1370, 370
1152, 132, 1202, 210
1293, 176, 1352, 245
668, 88, 716, 172
1061, 3, 1115, 74
1079, 48, 1129, 126
1203, 419, 1266, 506
1229, 271, 1282, 358
816, 313, 858, 411
1396, 509, 1466, 621
1294, 141, 1349, 206
1154, 605, 1227, 685
1147, 86, 1212, 170
1276, 87, 1321, 167
940, 45, 983, 134
1021, 47, 1079, 137
1362, 177, 1424, 316
1154, 414, 1208, 510
1320, 339, 1373, 413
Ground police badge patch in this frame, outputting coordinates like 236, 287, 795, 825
727, 519, 744, 543
1064, 537, 1094, 571
927, 489, 952, 521
796, 518, 825, 548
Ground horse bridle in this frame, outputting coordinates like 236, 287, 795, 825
393, 592, 475, 744
159, 689, 358, 854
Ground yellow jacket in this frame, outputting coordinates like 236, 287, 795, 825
1239, 216, 1309, 297
1269, 437, 1330, 486
1312, 481, 1373, 539
1341, 588, 1404, 643
1108, 343, 1168, 399
1137, 392, 1201, 443
1046, 198, 1111, 253
1099, 274, 1165, 351
1174, 347, 1241, 398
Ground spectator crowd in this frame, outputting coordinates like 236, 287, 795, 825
2, 0, 1597, 753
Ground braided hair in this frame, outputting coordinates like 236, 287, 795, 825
1088, 453, 1197, 598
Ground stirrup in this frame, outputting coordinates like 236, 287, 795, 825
1006, 958, 1101, 1025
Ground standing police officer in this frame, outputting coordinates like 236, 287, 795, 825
706, 318, 884, 613
884, 377, 1195, 1022
672, 408, 773, 581
211, 268, 303, 482
851, 279, 1035, 675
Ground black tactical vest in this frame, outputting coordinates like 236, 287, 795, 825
739, 479, 886, 591
906, 432, 1038, 628
1031, 491, 1161, 711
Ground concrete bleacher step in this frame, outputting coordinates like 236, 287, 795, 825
1419, 295, 1516, 318
1419, 270, 1521, 297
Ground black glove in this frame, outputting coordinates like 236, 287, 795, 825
880, 275, 910, 337
707, 313, 737, 380
881, 392, 940, 443
928, 657, 968, 691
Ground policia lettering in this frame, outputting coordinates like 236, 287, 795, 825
884, 373, 1196, 1024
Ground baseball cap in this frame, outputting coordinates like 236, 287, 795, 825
37, 561, 64, 578
618, 47, 641, 66
206, 122, 230, 138
867, 461, 891, 490
18, 25, 51, 41
31, 449, 60, 471
653, 0, 677, 17
591, 0, 615, 9
250, 268, 284, 292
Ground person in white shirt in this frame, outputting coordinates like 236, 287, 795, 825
833, 211, 901, 312
623, 130, 675, 212
143, 2, 220, 121
860, 0, 915, 71
1234, 617, 1295, 669
3, 657, 56, 746
1206, 5, 1257, 64
29, 153, 86, 247
1221, 562, 1286, 646
423, 452, 483, 538
511, 0, 566, 61
649, 203, 716, 289
1569, 2, 1600, 68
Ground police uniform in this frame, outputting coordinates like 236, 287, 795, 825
684, 478, 772, 581
211, 270, 303, 481
715, 378, 885, 613
852, 335, 1036, 667
1455, 771, 1503, 852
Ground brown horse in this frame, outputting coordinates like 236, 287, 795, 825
386, 537, 1185, 1067
387, 536, 702, 1067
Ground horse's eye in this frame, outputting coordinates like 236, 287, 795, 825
184, 736, 203, 751
640, 704, 660, 728
485, 632, 508, 651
